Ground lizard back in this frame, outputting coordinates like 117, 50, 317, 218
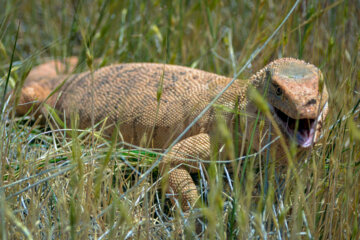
51, 63, 247, 147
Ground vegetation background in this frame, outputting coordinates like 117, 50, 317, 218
0, 0, 359, 239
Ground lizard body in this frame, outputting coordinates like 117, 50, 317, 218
14, 57, 329, 211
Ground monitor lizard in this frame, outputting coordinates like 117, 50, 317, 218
12, 57, 329, 212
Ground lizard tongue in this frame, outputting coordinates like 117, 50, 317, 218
296, 127, 315, 148
273, 107, 316, 148
294, 117, 316, 148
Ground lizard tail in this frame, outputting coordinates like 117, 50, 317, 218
25, 56, 78, 83
14, 57, 78, 117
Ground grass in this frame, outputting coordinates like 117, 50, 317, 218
1, 0, 360, 239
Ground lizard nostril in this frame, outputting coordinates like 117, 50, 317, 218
305, 99, 316, 106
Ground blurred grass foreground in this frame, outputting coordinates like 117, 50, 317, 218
0, 0, 359, 239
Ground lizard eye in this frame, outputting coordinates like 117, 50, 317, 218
272, 83, 282, 96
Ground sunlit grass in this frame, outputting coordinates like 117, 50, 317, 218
1, 0, 359, 239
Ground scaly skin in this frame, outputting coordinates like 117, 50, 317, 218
13, 57, 329, 211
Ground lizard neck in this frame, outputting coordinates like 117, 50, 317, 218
217, 76, 252, 110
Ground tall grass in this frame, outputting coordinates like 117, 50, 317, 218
0, 0, 359, 239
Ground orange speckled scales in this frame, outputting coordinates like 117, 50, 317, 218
14, 57, 329, 211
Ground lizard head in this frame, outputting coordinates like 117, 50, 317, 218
251, 58, 329, 149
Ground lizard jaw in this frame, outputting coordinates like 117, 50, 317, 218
269, 104, 325, 148
272, 107, 315, 148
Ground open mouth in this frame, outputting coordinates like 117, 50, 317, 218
271, 107, 316, 148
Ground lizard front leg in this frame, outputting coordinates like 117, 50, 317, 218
160, 133, 211, 212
